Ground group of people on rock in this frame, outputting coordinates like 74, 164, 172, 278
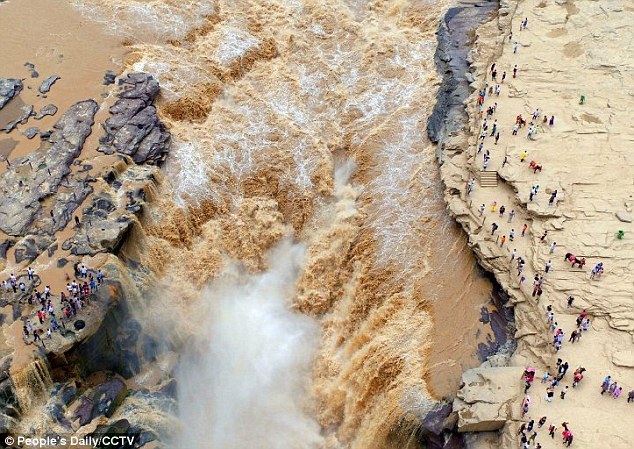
0, 264, 104, 346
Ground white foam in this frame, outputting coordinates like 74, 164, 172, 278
175, 241, 323, 449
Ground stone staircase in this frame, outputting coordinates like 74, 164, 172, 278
478, 170, 498, 187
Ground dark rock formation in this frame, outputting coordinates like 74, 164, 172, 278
103, 71, 117, 86
38, 75, 61, 94
0, 99, 98, 235
13, 235, 56, 264
98, 73, 170, 165
0, 78, 22, 110
25, 127, 40, 139
34, 104, 58, 120
427, 2, 499, 147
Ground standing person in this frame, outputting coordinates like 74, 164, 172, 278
499, 205, 506, 217
500, 235, 507, 247
511, 248, 517, 261
560, 386, 569, 399
613, 387, 623, 399
522, 223, 528, 237
491, 223, 499, 235
549, 242, 557, 253
545, 260, 552, 273
479, 203, 486, 215
514, 42, 519, 53
538, 416, 547, 428
27, 267, 34, 280
513, 65, 518, 78
501, 71, 507, 83
627, 390, 634, 403
545, 387, 554, 402
548, 424, 557, 438
508, 209, 516, 222
567, 295, 575, 307
509, 229, 515, 241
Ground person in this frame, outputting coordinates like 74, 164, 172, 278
501, 71, 507, 83
541, 372, 550, 383
567, 295, 574, 307
508, 210, 516, 222
627, 390, 634, 403
545, 387, 554, 402
582, 318, 590, 331
538, 416, 547, 428
550, 242, 556, 253
491, 223, 499, 235
509, 229, 515, 241
560, 386, 569, 399
511, 248, 517, 261
514, 42, 519, 53
548, 424, 556, 438
549, 115, 555, 126
522, 224, 528, 237
479, 203, 486, 215
520, 150, 527, 162
527, 419, 534, 432
540, 230, 548, 242
545, 260, 552, 273
521, 394, 531, 416
500, 235, 506, 247
513, 123, 520, 135
27, 267, 34, 280
499, 205, 506, 217
513, 65, 518, 78
614, 387, 623, 399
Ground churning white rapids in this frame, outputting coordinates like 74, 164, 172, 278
174, 241, 323, 449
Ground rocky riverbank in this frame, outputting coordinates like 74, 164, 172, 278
0, 71, 175, 446
433, 0, 634, 448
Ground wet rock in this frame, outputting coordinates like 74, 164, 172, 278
31, 70, 40, 78
34, 104, 58, 120
47, 402, 72, 428
0, 78, 22, 109
51, 381, 77, 406
0, 99, 98, 235
616, 211, 632, 223
157, 378, 177, 399
25, 127, 40, 139
47, 243, 58, 258
91, 378, 128, 420
4, 104, 34, 133
38, 75, 61, 94
99, 73, 170, 164
39, 129, 53, 139
13, 235, 55, 264
103, 70, 117, 85
73, 396, 94, 426
0, 239, 15, 259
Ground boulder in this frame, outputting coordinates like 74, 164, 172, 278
34, 104, 58, 120
25, 127, 40, 139
616, 211, 632, 223
453, 367, 522, 432
13, 235, 55, 263
98, 73, 170, 164
0, 99, 98, 235
90, 378, 128, 419
38, 75, 61, 94
0, 78, 22, 109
